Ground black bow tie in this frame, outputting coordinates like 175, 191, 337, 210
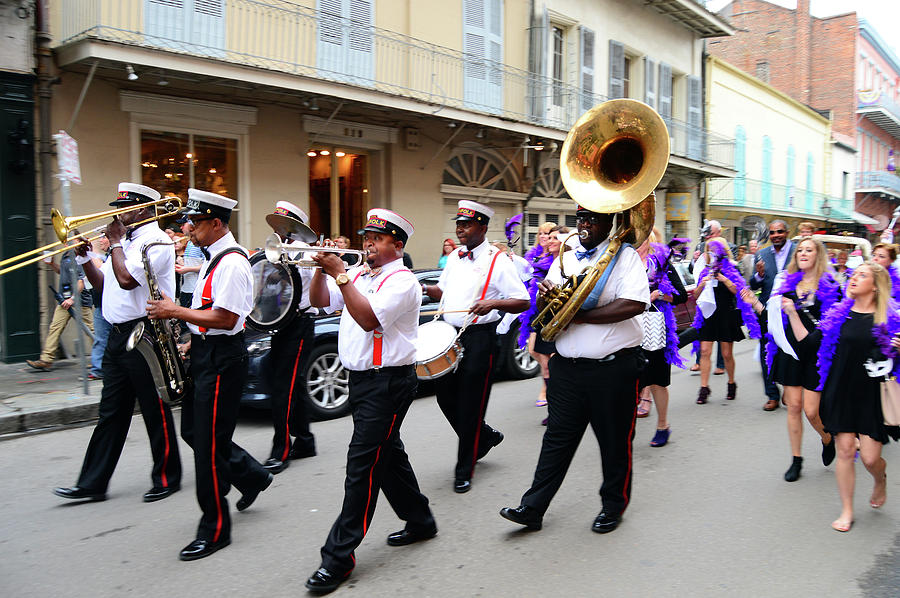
458, 249, 474, 260
125, 229, 133, 241
201, 247, 211, 260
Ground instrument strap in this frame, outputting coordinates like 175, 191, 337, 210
580, 243, 631, 312
471, 249, 504, 325
198, 247, 249, 333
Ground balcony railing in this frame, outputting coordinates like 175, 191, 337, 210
856, 171, 900, 198
56, 0, 733, 168
707, 177, 854, 220
857, 90, 900, 139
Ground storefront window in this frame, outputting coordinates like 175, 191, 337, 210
308, 148, 368, 248
141, 130, 239, 235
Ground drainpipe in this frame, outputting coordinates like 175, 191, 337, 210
35, 0, 57, 249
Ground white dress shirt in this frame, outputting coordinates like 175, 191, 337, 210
436, 240, 529, 327
546, 239, 649, 359
101, 223, 175, 325
188, 232, 253, 336
324, 257, 421, 371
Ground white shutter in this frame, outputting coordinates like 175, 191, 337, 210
608, 40, 624, 99
527, 5, 548, 121
192, 0, 224, 55
687, 74, 703, 160
317, 0, 373, 84
146, 0, 187, 48
146, 0, 223, 56
658, 62, 672, 122
580, 26, 595, 111
317, 0, 344, 76
644, 57, 656, 109
464, 0, 503, 114
346, 0, 374, 83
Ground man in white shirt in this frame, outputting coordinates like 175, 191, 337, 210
304, 209, 436, 595
54, 183, 181, 504
147, 189, 272, 561
501, 206, 649, 534
423, 200, 529, 494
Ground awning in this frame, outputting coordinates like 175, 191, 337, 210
852, 211, 880, 226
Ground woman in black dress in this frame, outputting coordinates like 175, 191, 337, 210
792, 263, 898, 532
691, 237, 760, 404
743, 238, 839, 482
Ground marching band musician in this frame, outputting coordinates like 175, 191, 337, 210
304, 208, 436, 595
146, 189, 272, 561
422, 200, 529, 494
54, 183, 182, 504
260, 201, 319, 473
500, 206, 649, 534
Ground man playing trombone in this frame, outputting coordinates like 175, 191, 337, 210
53, 182, 182, 504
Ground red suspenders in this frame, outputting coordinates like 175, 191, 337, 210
347, 267, 413, 368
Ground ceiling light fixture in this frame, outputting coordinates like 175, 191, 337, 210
320, 150, 330, 156
125, 64, 138, 81
335, 151, 346, 157
307, 150, 317, 157
157, 70, 169, 86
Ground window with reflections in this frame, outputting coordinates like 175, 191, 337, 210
140, 130, 239, 237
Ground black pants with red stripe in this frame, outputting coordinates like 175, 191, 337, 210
76, 321, 181, 493
268, 314, 315, 461
434, 323, 503, 482
521, 350, 642, 517
320, 366, 434, 575
182, 333, 270, 543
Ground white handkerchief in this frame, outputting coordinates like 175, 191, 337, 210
767, 295, 798, 360
698, 283, 717, 318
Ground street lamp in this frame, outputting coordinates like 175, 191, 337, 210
821, 197, 831, 233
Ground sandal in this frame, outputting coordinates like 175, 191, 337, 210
535, 387, 547, 407
650, 427, 670, 447
636, 396, 652, 418
831, 519, 853, 533
696, 386, 710, 405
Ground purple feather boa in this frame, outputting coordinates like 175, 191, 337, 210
889, 265, 900, 301
764, 270, 841, 374
647, 244, 685, 368
816, 298, 900, 390
517, 246, 557, 348
691, 246, 761, 355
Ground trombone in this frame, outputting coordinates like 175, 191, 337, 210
0, 197, 182, 276
264, 233, 367, 268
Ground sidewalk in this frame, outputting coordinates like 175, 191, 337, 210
0, 358, 104, 437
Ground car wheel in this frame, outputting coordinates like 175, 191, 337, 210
501, 322, 540, 379
303, 343, 351, 420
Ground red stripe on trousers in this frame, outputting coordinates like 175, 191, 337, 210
469, 353, 494, 475
621, 380, 639, 510
211, 375, 224, 542
282, 339, 304, 461
156, 397, 171, 487
362, 413, 398, 535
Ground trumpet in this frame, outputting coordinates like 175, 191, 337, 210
263, 233, 366, 268
0, 197, 183, 276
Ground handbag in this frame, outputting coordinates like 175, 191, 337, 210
881, 378, 900, 426
641, 305, 667, 352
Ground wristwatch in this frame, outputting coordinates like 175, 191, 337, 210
335, 273, 350, 286
109, 242, 123, 250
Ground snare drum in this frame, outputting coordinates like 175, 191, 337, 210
247, 251, 302, 334
415, 320, 464, 380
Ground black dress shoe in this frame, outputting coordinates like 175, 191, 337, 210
499, 505, 543, 530
305, 567, 351, 594
386, 525, 438, 546
178, 538, 231, 561
263, 458, 290, 474
289, 446, 317, 460
453, 479, 471, 494
143, 485, 179, 503
53, 486, 106, 501
476, 429, 504, 460
236, 472, 274, 511
592, 511, 621, 534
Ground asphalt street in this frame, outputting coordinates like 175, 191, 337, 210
1, 342, 897, 597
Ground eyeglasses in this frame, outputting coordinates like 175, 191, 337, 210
188, 217, 214, 225
769, 229, 787, 234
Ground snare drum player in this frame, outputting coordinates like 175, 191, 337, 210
423, 200, 529, 494
54, 183, 181, 504
260, 201, 319, 473
304, 209, 436, 594
146, 189, 273, 561
500, 206, 649, 534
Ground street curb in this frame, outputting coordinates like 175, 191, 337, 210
0, 402, 100, 437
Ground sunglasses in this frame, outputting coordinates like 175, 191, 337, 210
576, 215, 605, 225
188, 217, 215, 225
769, 229, 787, 234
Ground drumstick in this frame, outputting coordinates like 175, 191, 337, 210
419, 309, 473, 317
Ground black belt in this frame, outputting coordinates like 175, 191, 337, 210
559, 346, 642, 366
191, 331, 245, 343
110, 318, 148, 335
350, 364, 414, 377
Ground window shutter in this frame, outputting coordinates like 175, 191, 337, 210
527, 6, 548, 121
608, 40, 624, 99
644, 57, 656, 109
580, 26, 595, 111
464, 0, 502, 113
687, 74, 702, 159
346, 0, 374, 83
658, 62, 672, 122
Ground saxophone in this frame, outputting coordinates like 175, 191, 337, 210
126, 241, 189, 405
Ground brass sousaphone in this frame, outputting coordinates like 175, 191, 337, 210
532, 99, 670, 341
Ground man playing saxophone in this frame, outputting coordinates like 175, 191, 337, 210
53, 182, 182, 504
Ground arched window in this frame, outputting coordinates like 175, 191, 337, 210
762, 136, 773, 208
786, 145, 795, 208
734, 125, 746, 205
806, 153, 815, 212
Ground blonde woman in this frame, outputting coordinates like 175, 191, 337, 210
796, 262, 899, 531
871, 243, 900, 300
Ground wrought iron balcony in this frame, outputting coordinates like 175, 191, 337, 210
707, 177, 854, 221
857, 90, 900, 139
56, 0, 733, 168
856, 171, 900, 200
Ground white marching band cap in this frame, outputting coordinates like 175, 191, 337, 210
182, 188, 237, 220
358, 208, 414, 243
454, 200, 494, 223
266, 200, 317, 243
110, 182, 161, 206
